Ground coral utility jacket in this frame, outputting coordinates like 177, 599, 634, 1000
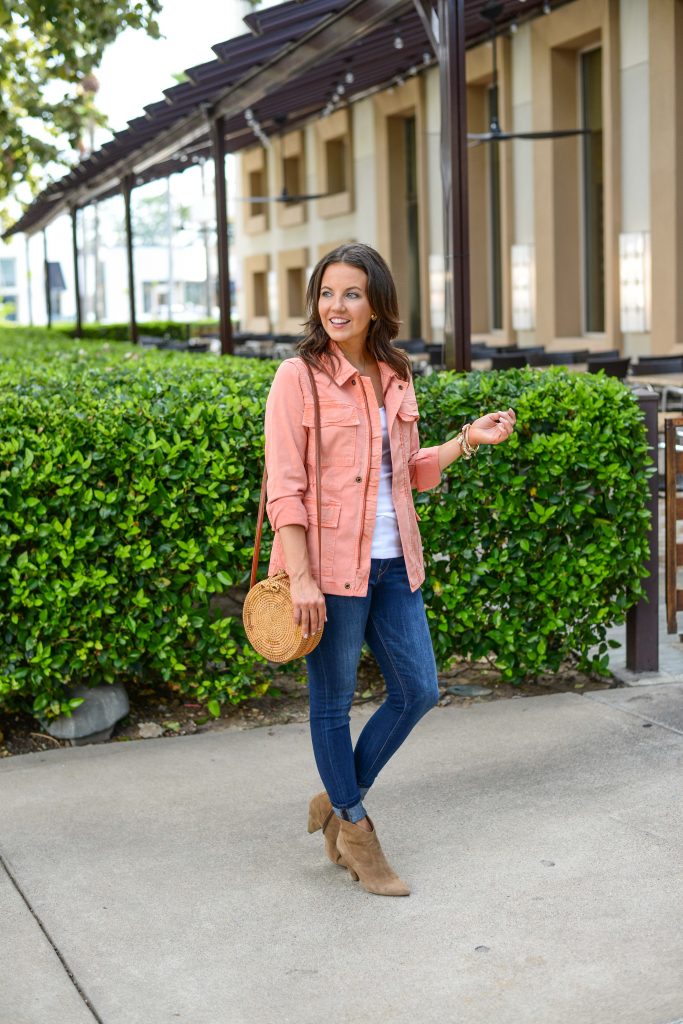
264, 340, 442, 597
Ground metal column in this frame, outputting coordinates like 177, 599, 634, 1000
70, 207, 83, 338
122, 174, 138, 344
438, 0, 470, 372
42, 228, 52, 329
626, 391, 659, 672
210, 114, 234, 356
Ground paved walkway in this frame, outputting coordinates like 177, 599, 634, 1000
1, 685, 682, 1024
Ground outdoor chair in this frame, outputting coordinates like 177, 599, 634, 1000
394, 339, 428, 353
587, 357, 631, 378
528, 351, 575, 366
156, 338, 191, 351
490, 352, 529, 370
631, 358, 683, 410
591, 349, 620, 359
635, 356, 683, 373
425, 343, 444, 367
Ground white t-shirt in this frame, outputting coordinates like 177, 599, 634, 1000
370, 406, 403, 558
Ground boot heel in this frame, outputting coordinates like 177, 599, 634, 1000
348, 867, 359, 881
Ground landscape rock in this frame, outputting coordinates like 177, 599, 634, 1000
44, 683, 129, 744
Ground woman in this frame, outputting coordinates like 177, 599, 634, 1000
264, 243, 515, 897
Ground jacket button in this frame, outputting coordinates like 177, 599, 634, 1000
355, 476, 362, 482
344, 583, 351, 589
351, 379, 357, 385
398, 384, 403, 390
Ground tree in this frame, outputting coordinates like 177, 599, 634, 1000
0, 1, 162, 221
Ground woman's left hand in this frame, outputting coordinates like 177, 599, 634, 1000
470, 408, 516, 446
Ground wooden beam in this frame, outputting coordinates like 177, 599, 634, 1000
438, 0, 470, 371
122, 175, 138, 345
626, 391, 659, 670
70, 208, 83, 338
42, 229, 52, 329
210, 116, 233, 357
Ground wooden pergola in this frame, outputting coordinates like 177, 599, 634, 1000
3, 0, 569, 371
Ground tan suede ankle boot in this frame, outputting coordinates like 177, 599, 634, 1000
307, 791, 346, 867
335, 815, 410, 896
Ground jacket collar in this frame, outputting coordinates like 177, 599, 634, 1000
322, 339, 399, 391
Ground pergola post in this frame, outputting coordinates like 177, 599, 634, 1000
70, 207, 83, 338
210, 114, 233, 356
122, 174, 139, 345
42, 228, 52, 329
626, 391, 659, 672
438, 0, 471, 372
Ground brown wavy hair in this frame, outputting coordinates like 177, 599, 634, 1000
295, 243, 412, 383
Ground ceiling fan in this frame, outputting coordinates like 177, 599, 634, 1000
234, 110, 334, 203
467, 0, 590, 145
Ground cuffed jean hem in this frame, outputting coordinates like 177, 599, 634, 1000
332, 799, 367, 823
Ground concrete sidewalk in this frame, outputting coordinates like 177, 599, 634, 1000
1, 686, 682, 1024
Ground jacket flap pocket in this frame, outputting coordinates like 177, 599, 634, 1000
396, 403, 419, 422
302, 401, 361, 428
304, 498, 342, 528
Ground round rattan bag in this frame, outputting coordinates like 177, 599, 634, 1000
243, 360, 325, 665
242, 570, 322, 663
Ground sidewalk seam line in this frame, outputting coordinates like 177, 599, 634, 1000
0, 847, 105, 1024
583, 696, 683, 737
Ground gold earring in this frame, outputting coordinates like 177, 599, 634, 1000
371, 314, 377, 321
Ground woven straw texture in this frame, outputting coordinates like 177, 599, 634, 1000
242, 571, 323, 663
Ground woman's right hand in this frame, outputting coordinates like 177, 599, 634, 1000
290, 572, 327, 638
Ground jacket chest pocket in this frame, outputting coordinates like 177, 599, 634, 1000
396, 404, 419, 449
302, 401, 360, 467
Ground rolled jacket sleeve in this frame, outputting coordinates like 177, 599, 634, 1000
408, 438, 442, 492
405, 379, 442, 492
264, 360, 310, 532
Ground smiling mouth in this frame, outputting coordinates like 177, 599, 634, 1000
329, 318, 350, 327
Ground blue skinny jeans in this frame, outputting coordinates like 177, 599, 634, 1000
304, 556, 440, 823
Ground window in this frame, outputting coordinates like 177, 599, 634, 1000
286, 268, 305, 319
242, 148, 269, 234
316, 109, 353, 218
248, 168, 266, 218
253, 272, 268, 318
277, 131, 307, 228
488, 86, 503, 331
184, 281, 205, 307
0, 258, 16, 288
581, 48, 604, 333
325, 138, 348, 194
277, 247, 308, 333
283, 155, 302, 197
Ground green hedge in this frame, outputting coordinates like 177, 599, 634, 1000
53, 319, 220, 343
0, 327, 652, 723
414, 367, 652, 679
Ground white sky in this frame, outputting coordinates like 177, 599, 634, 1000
93, 0, 261, 142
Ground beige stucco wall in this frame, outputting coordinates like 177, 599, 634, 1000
234, 0, 680, 356
235, 97, 380, 333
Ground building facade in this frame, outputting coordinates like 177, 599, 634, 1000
234, 0, 683, 357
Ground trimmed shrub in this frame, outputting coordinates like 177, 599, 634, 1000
413, 366, 653, 680
0, 328, 653, 723
53, 320, 222, 343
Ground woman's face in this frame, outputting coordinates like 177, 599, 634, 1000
318, 263, 374, 350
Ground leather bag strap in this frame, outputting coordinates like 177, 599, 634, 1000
251, 360, 323, 591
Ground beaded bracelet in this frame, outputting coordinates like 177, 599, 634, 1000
455, 422, 480, 460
